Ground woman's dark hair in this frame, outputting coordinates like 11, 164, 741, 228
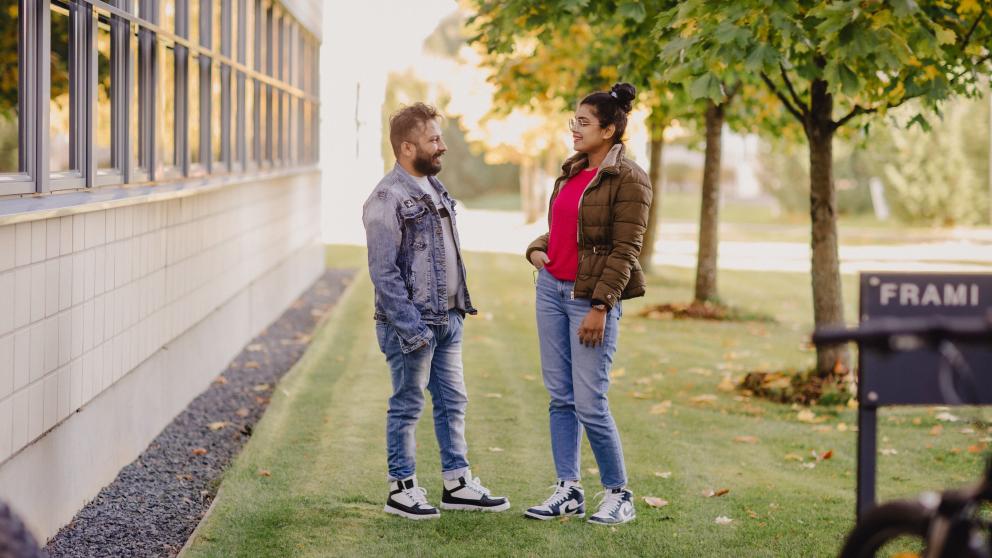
580, 83, 636, 144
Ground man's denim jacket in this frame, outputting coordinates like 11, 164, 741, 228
363, 164, 477, 353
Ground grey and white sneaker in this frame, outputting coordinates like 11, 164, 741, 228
440, 469, 511, 512
588, 487, 635, 525
524, 480, 585, 520
384, 476, 440, 520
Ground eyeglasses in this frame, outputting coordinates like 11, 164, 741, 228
568, 117, 596, 132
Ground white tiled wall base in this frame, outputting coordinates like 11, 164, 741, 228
0, 172, 323, 541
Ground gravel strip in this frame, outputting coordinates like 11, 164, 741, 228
44, 269, 356, 558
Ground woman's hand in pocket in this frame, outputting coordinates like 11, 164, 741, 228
529, 250, 550, 270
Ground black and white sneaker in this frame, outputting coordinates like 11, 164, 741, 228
440, 469, 511, 512
384, 476, 440, 520
524, 480, 585, 520
588, 487, 635, 525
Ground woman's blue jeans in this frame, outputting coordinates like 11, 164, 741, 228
535, 268, 627, 489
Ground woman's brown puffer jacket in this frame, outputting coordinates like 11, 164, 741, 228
526, 143, 653, 309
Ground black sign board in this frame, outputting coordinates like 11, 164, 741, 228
860, 273, 992, 405
855, 272, 992, 519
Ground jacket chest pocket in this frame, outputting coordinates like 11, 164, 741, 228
400, 205, 430, 242
399, 204, 433, 303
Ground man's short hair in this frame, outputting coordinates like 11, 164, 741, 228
389, 103, 442, 157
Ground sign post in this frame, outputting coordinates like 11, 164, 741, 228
856, 272, 992, 520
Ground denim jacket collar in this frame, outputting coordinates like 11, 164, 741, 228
391, 163, 455, 208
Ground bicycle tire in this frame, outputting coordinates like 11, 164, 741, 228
0, 501, 46, 558
839, 501, 932, 558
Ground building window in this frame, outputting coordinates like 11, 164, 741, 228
50, 1, 80, 178
0, 0, 318, 198
157, 39, 177, 175
211, 60, 222, 165
0, 0, 21, 176
94, 10, 114, 171
189, 52, 201, 167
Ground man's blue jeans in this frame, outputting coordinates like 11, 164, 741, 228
377, 309, 470, 481
535, 268, 627, 489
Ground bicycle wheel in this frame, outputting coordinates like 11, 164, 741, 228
0, 501, 46, 558
839, 501, 931, 558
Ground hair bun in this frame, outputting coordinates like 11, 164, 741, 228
610, 83, 636, 113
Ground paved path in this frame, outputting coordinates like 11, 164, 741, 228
329, 208, 992, 274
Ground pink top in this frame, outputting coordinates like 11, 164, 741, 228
544, 168, 598, 282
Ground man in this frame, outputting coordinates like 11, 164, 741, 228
362, 103, 510, 520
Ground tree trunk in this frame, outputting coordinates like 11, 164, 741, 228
520, 157, 539, 224
806, 79, 850, 380
639, 126, 664, 271
694, 101, 724, 303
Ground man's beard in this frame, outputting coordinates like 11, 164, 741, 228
412, 147, 443, 176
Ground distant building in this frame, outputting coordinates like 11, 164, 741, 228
0, 0, 322, 540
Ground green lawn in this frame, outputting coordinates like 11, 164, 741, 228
184, 245, 991, 557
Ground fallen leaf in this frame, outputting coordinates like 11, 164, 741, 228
784, 453, 803, 462
689, 394, 717, 405
734, 436, 759, 445
930, 425, 944, 436
796, 409, 817, 423
968, 443, 987, 454
635, 377, 653, 386
703, 488, 730, 498
483, 393, 503, 399
258, 469, 271, 477
586, 467, 599, 475
191, 448, 208, 456
717, 375, 736, 392
714, 488, 730, 497
747, 509, 760, 519
488, 447, 504, 452
650, 401, 672, 415
643, 496, 669, 508
629, 391, 650, 400
610, 368, 626, 379
880, 448, 899, 456
837, 423, 849, 432
801, 462, 816, 469
936, 412, 960, 422
522, 375, 536, 381
912, 418, 922, 425
961, 427, 977, 435
655, 471, 672, 479
715, 516, 733, 525
213, 376, 228, 385
208, 421, 227, 431
820, 449, 834, 461
253, 384, 271, 392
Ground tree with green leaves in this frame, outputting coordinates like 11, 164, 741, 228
467, 0, 695, 269
658, 0, 992, 383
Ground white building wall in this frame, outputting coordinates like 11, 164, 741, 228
0, 171, 323, 539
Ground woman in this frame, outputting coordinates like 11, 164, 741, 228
523, 83, 652, 526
